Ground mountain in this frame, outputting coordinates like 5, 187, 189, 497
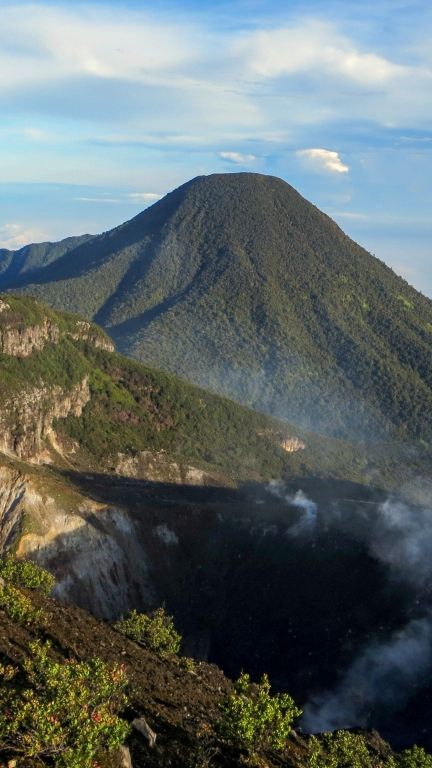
0, 233, 94, 281
2, 172, 432, 442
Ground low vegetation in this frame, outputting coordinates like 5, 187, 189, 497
308, 732, 432, 768
0, 556, 55, 628
0, 571, 431, 768
114, 606, 181, 657
397, 746, 432, 768
0, 554, 55, 595
0, 583, 43, 626
218, 671, 302, 753
0, 640, 130, 767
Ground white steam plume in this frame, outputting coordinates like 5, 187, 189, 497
266, 482, 432, 730
303, 615, 432, 731
305, 494, 432, 730
369, 498, 432, 588
267, 482, 318, 535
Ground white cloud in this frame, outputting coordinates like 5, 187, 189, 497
0, 2, 432, 192
297, 148, 349, 174
0, 5, 202, 90
235, 20, 405, 85
128, 192, 163, 202
74, 192, 163, 206
218, 151, 257, 165
0, 223, 48, 249
0, 4, 430, 157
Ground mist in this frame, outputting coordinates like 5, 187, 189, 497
267, 482, 318, 534
303, 615, 432, 731
267, 482, 432, 732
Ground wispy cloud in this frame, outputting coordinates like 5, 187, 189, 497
1, 4, 431, 137
75, 192, 163, 205
218, 151, 257, 165
0, 5, 201, 90
236, 20, 405, 85
297, 148, 349, 174
128, 192, 163, 202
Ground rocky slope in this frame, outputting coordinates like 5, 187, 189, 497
2, 173, 432, 441
2, 295, 432, 753
1, 578, 402, 768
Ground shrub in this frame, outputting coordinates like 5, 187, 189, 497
0, 583, 43, 625
218, 671, 302, 753
307, 731, 404, 768
397, 746, 432, 768
114, 607, 181, 657
0, 640, 130, 768
0, 555, 55, 595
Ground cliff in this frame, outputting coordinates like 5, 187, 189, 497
0, 377, 90, 460
0, 295, 114, 461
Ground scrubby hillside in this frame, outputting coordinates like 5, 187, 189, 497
0, 559, 423, 768
2, 292, 415, 486
0, 293, 297, 480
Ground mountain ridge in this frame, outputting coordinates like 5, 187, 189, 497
3, 172, 432, 442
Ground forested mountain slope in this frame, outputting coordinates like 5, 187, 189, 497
3, 173, 432, 441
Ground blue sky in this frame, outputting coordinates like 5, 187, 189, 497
1, 0, 431, 295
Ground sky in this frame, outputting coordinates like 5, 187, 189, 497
1, 0, 431, 295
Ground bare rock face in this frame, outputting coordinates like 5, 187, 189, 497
0, 299, 115, 461
0, 315, 60, 357
115, 450, 230, 486
280, 436, 306, 453
67, 319, 114, 352
0, 377, 90, 461
0, 307, 113, 358
0, 466, 26, 551
0, 463, 154, 619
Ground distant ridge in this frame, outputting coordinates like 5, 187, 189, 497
3, 172, 432, 441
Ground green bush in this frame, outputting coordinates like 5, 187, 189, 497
397, 746, 432, 768
0, 555, 56, 595
307, 732, 432, 768
0, 640, 130, 768
308, 731, 383, 768
114, 607, 181, 657
0, 583, 43, 625
218, 671, 302, 753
